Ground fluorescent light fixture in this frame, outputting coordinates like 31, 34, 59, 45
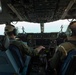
0, 0, 2, 12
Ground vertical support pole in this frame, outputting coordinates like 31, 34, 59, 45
40, 23, 44, 33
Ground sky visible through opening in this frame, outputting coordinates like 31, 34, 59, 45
0, 19, 73, 35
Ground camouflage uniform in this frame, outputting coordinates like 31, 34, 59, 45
10, 40, 38, 57
49, 41, 76, 70
5, 25, 40, 57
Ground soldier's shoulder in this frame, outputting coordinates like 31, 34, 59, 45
11, 40, 23, 44
60, 42, 71, 46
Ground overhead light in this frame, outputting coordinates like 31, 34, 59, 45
0, 0, 2, 13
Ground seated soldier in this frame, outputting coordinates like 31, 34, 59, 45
4, 24, 45, 59
49, 21, 76, 74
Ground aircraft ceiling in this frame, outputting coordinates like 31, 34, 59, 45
0, 0, 76, 24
